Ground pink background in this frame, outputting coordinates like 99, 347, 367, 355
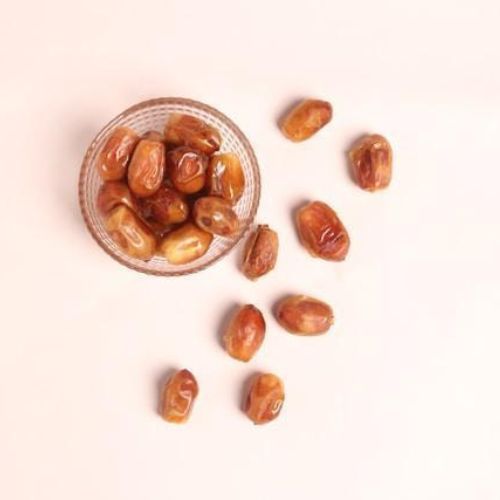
1, 1, 499, 499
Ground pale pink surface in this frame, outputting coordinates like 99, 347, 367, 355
1, 1, 500, 500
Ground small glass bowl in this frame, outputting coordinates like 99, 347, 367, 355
79, 97, 260, 276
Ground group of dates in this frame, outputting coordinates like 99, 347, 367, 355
95, 98, 393, 425
97, 114, 244, 264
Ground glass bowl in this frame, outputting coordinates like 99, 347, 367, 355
79, 97, 260, 276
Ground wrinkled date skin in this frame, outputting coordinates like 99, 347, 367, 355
127, 139, 166, 198
97, 181, 138, 215
141, 130, 164, 142
296, 201, 350, 261
241, 225, 279, 280
275, 295, 334, 335
164, 114, 221, 155
245, 373, 285, 425
193, 196, 239, 237
280, 99, 332, 142
206, 153, 245, 204
349, 134, 392, 191
160, 222, 213, 265
167, 146, 208, 194
141, 185, 189, 225
105, 205, 156, 260
97, 126, 139, 181
224, 305, 266, 362
161, 369, 199, 424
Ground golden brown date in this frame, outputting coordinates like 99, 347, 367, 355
275, 295, 334, 335
141, 185, 189, 225
296, 201, 350, 261
96, 181, 138, 215
193, 196, 239, 237
97, 126, 139, 181
280, 99, 332, 142
223, 305, 266, 362
127, 139, 166, 198
167, 146, 208, 194
164, 114, 221, 155
160, 223, 213, 265
241, 225, 278, 280
141, 130, 164, 142
206, 153, 245, 204
104, 205, 156, 260
349, 134, 392, 191
160, 369, 199, 423
244, 373, 284, 425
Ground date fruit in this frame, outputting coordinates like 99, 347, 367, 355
296, 201, 350, 261
280, 99, 332, 142
349, 134, 392, 191
104, 205, 156, 260
164, 114, 221, 155
141, 185, 189, 225
275, 295, 333, 335
142, 130, 164, 142
146, 220, 174, 239
193, 196, 239, 236
160, 369, 199, 423
223, 305, 266, 362
97, 126, 139, 181
127, 139, 166, 198
160, 223, 213, 264
97, 181, 138, 215
244, 373, 285, 425
241, 225, 278, 280
167, 146, 208, 194
206, 153, 245, 204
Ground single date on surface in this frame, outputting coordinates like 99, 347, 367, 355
348, 134, 392, 191
223, 305, 266, 362
275, 295, 334, 335
244, 373, 285, 425
296, 201, 350, 261
241, 224, 279, 280
280, 99, 332, 142
160, 369, 199, 424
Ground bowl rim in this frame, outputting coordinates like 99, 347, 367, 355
78, 97, 261, 277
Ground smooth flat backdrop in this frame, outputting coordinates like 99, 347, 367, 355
1, 1, 499, 499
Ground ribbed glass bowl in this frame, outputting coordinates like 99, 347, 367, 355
79, 98, 260, 276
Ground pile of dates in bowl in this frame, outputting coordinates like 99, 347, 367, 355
79, 98, 261, 276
